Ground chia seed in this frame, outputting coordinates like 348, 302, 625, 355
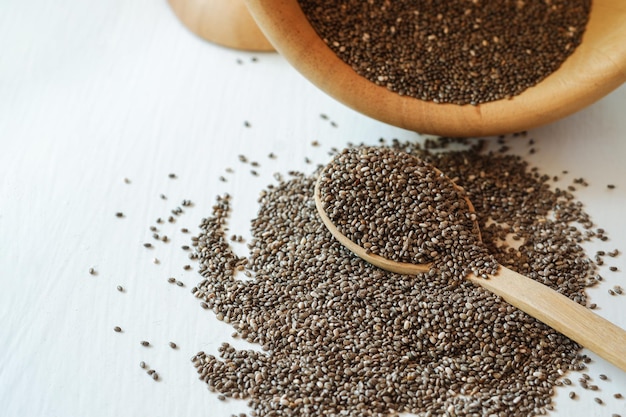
296, 0, 591, 105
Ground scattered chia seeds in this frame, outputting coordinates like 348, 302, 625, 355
108, 132, 622, 414
140, 341, 150, 347
113, 326, 122, 333
296, 0, 591, 105
188, 137, 609, 417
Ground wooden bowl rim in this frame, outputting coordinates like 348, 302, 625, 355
244, 0, 626, 136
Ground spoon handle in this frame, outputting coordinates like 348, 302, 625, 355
473, 266, 626, 372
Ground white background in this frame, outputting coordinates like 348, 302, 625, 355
1, 0, 625, 416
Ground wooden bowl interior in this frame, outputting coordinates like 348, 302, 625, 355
244, 0, 626, 136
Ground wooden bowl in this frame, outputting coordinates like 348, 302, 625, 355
168, 0, 274, 52
244, 0, 626, 136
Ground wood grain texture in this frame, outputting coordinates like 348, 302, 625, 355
473, 268, 626, 372
244, 0, 626, 136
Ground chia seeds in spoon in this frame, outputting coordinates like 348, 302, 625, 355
317, 146, 498, 278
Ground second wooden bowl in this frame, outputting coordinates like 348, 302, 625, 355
168, 0, 274, 52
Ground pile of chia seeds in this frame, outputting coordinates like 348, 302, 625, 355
189, 137, 607, 416
296, 0, 591, 105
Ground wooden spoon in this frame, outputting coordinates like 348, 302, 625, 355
168, 0, 274, 51
244, 0, 626, 136
314, 154, 626, 372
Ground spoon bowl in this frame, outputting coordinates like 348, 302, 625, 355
315, 148, 626, 371
245, 0, 626, 136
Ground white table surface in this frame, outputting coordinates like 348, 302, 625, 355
1, 1, 625, 416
